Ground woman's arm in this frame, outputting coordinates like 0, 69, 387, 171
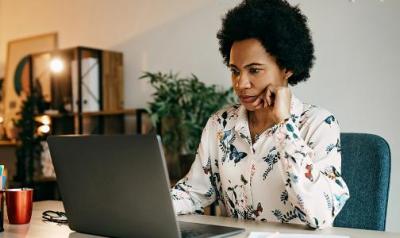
170, 119, 217, 215
273, 112, 350, 229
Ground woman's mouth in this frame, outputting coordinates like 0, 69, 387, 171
239, 95, 257, 103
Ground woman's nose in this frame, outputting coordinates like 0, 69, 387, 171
235, 73, 251, 90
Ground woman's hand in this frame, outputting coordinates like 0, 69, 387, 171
251, 85, 292, 124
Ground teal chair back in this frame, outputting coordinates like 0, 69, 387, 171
334, 133, 391, 231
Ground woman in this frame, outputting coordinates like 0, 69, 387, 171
171, 0, 349, 229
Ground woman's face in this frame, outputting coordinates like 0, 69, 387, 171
229, 38, 292, 111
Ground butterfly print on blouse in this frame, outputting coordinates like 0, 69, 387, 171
229, 144, 247, 165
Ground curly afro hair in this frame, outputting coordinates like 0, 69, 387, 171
217, 0, 315, 85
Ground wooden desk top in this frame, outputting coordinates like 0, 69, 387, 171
0, 201, 398, 238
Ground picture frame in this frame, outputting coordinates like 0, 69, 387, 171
2, 32, 58, 136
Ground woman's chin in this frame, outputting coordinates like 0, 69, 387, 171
240, 103, 258, 111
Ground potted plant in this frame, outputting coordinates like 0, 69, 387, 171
141, 71, 236, 179
14, 89, 47, 186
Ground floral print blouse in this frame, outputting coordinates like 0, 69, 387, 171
170, 95, 350, 229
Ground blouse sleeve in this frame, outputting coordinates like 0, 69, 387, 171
273, 112, 350, 229
170, 119, 217, 215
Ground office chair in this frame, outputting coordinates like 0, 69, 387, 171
334, 133, 391, 231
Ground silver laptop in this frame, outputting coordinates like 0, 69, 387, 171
48, 134, 244, 238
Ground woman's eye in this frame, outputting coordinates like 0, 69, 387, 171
230, 69, 240, 76
249, 68, 261, 74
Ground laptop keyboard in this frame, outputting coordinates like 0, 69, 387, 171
178, 221, 242, 238
181, 229, 213, 238
179, 221, 216, 238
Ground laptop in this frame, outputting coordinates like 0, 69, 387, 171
48, 134, 244, 238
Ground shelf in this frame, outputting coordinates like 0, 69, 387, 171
0, 140, 18, 146
37, 109, 142, 118
34, 108, 148, 134
81, 109, 138, 116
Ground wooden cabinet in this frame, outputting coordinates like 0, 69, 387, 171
30, 46, 146, 135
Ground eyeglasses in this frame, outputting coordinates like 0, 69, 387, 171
42, 210, 68, 224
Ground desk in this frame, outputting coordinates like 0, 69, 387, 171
0, 201, 398, 238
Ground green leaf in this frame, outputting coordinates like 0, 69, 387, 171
140, 71, 237, 155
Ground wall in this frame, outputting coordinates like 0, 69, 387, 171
0, 0, 3, 77
0, 0, 398, 232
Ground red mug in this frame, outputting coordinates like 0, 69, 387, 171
6, 188, 33, 224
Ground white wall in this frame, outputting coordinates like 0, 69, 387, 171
0, 0, 398, 232
0, 0, 3, 77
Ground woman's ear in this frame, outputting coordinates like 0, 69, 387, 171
284, 69, 294, 80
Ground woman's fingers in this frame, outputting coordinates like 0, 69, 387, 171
265, 84, 277, 107
255, 103, 264, 110
263, 94, 269, 108
249, 84, 281, 110
266, 88, 271, 107
252, 96, 264, 109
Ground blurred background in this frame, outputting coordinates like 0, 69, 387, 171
0, 0, 398, 232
